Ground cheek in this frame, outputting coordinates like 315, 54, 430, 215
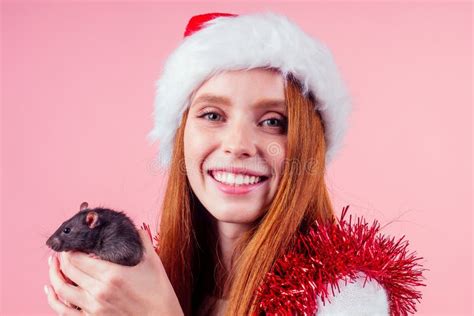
272, 153, 287, 194
184, 120, 215, 148
263, 139, 287, 178
183, 122, 215, 184
276, 150, 287, 176
184, 123, 211, 158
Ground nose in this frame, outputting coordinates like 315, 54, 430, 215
46, 236, 61, 250
221, 118, 257, 158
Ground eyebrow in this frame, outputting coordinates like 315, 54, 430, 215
191, 93, 286, 111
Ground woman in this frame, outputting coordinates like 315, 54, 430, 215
166, 67, 336, 315
45, 12, 424, 315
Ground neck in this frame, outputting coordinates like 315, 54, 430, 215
216, 221, 251, 273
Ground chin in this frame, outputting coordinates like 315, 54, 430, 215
207, 204, 265, 224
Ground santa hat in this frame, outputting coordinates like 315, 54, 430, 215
148, 12, 352, 167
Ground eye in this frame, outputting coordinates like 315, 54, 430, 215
198, 111, 287, 132
261, 117, 287, 132
262, 118, 284, 127
63, 227, 71, 234
199, 111, 222, 121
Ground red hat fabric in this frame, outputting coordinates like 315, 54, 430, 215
184, 13, 238, 37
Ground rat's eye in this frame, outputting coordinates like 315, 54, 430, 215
63, 227, 71, 234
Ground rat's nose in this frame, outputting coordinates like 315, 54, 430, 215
46, 236, 61, 251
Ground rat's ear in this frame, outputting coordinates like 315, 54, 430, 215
85, 211, 100, 229
80, 201, 89, 211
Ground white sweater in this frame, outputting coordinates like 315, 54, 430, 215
316, 272, 389, 316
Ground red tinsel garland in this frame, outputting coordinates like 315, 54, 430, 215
251, 205, 427, 316
141, 205, 426, 316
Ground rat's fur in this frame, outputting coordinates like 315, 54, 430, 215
46, 207, 144, 266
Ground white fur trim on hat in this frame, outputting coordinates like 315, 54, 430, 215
148, 12, 352, 167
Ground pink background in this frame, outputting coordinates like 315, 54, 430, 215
1, 1, 472, 315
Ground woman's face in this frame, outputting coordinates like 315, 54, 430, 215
183, 68, 288, 225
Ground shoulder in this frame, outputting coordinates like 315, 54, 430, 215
316, 272, 389, 316
252, 206, 426, 315
308, 207, 425, 315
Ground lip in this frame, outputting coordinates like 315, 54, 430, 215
207, 171, 268, 195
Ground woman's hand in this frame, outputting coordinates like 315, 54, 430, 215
45, 229, 183, 316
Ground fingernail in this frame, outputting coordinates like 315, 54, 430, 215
44, 285, 49, 295
48, 255, 52, 266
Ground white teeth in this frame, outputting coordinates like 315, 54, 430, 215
244, 175, 250, 183
226, 173, 235, 183
211, 171, 263, 186
235, 174, 244, 185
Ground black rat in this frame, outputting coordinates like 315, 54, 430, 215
46, 202, 144, 266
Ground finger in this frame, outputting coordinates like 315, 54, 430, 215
44, 284, 83, 316
60, 251, 100, 291
49, 253, 87, 310
140, 222, 153, 242
65, 250, 114, 280
138, 228, 158, 256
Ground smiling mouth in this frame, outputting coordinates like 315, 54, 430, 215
207, 170, 269, 186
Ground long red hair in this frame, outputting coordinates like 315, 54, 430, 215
157, 71, 335, 315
